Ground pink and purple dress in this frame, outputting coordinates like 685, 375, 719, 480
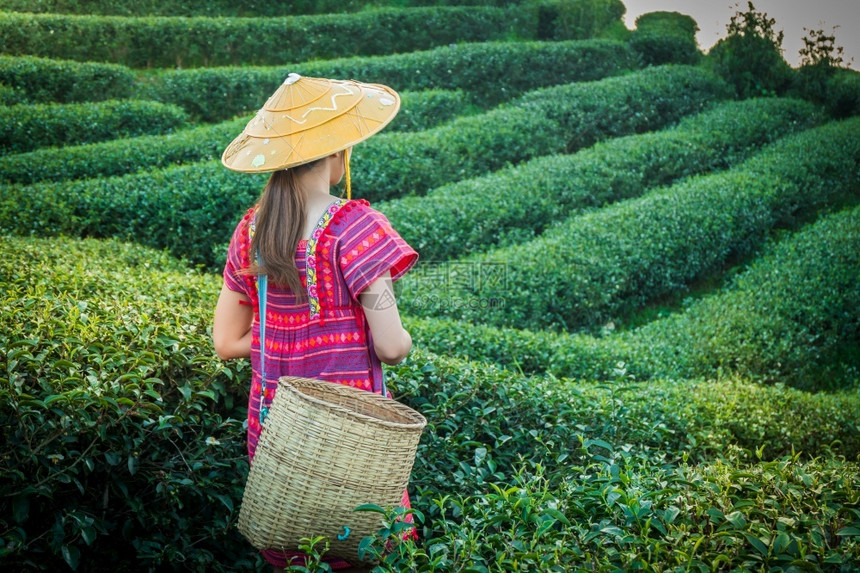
223, 197, 419, 570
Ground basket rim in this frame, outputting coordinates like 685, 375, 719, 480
277, 375, 427, 430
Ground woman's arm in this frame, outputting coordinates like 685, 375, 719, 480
212, 283, 254, 360
359, 271, 412, 365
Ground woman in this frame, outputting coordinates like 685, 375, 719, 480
212, 74, 418, 572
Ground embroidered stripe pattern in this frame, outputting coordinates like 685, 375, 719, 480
306, 198, 348, 320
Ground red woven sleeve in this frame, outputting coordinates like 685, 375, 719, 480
223, 207, 259, 311
337, 203, 419, 302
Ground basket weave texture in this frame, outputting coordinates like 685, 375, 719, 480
238, 376, 427, 563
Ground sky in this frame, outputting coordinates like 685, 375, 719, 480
622, 0, 859, 68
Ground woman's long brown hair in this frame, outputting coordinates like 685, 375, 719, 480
242, 161, 322, 301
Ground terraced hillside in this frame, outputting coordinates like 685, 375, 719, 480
1, 1, 858, 571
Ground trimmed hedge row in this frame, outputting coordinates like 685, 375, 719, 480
144, 38, 638, 122
0, 66, 722, 269
532, 0, 626, 42
393, 350, 860, 471
0, 55, 135, 104
378, 97, 822, 262
394, 351, 860, 570
0, 119, 244, 185
0, 0, 531, 16
404, 313, 602, 377
623, 201, 860, 391
351, 65, 730, 200
0, 7, 537, 68
387, 89, 473, 133
0, 99, 188, 153
0, 90, 465, 185
404, 202, 860, 391
398, 118, 860, 334
0, 0, 627, 42
1, 235, 857, 570
0, 162, 264, 268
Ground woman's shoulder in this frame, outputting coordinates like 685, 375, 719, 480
227, 205, 259, 266
329, 198, 418, 289
328, 198, 390, 235
232, 205, 258, 234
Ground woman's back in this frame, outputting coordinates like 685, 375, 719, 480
222, 197, 417, 452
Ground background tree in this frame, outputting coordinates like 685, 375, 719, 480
793, 25, 859, 118
706, 1, 793, 99
799, 25, 846, 69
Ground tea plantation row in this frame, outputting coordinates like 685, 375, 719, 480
0, 235, 857, 570
0, 0, 633, 68
0, 0, 510, 16
0, 0, 619, 19
351, 65, 728, 199
0, 6, 537, 67
406, 200, 860, 391
399, 118, 860, 335
0, 99, 187, 153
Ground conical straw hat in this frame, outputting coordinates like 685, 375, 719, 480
222, 73, 400, 173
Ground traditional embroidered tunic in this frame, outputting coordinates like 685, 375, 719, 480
223, 197, 419, 569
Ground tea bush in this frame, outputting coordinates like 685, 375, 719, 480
384, 347, 860, 569
392, 353, 860, 571
531, 0, 625, 41
387, 351, 860, 570
509, 65, 728, 149
0, 55, 135, 104
144, 38, 638, 122
386, 89, 473, 133
404, 313, 598, 375
0, 83, 23, 105
0, 100, 187, 153
0, 7, 536, 68
352, 65, 729, 199
0, 90, 466, 185
368, 453, 860, 571
1, 235, 857, 570
628, 11, 701, 66
0, 237, 254, 571
398, 118, 860, 334
391, 349, 860, 474
379, 97, 822, 262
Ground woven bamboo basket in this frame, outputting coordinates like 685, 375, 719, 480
238, 376, 427, 563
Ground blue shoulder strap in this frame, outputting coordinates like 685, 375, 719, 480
258, 273, 269, 423
250, 209, 270, 423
